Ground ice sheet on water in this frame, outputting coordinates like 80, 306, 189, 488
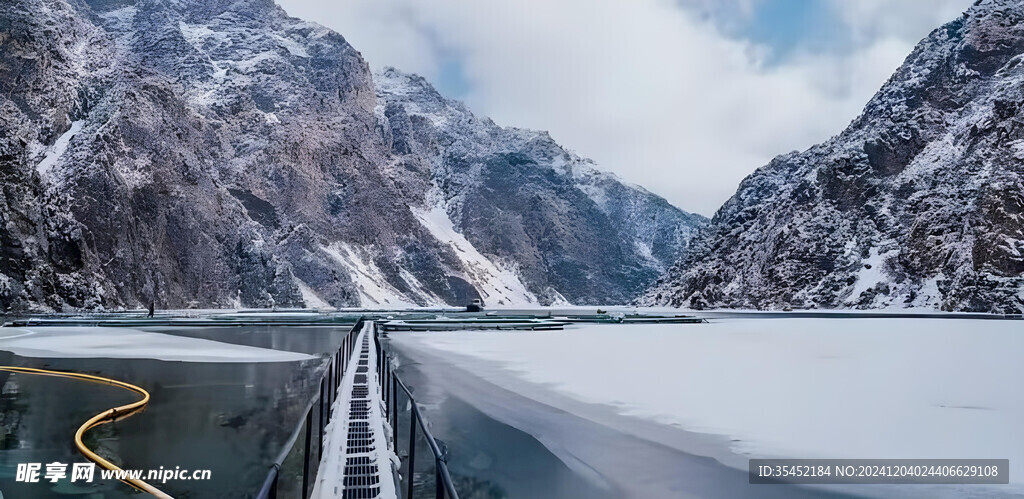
0, 327, 314, 363
399, 319, 1024, 489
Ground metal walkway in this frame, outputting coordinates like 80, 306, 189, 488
256, 318, 458, 499
312, 322, 398, 499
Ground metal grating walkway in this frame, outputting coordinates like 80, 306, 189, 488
312, 322, 397, 499
342, 334, 380, 498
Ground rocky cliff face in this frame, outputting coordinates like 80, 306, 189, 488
0, 0, 703, 311
643, 0, 1024, 313
375, 69, 706, 305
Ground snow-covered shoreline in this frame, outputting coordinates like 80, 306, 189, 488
392, 318, 1024, 495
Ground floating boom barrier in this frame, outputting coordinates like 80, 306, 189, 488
0, 366, 173, 498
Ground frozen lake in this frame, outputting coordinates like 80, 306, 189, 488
0, 324, 347, 497
1, 315, 1019, 498
389, 318, 1024, 498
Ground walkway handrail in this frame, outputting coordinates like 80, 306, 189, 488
395, 375, 459, 499
255, 317, 365, 499
374, 322, 460, 499
255, 317, 460, 499
394, 376, 444, 465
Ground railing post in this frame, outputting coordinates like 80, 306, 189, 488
376, 326, 384, 379
435, 460, 444, 499
380, 354, 387, 422
329, 361, 335, 411
302, 407, 312, 498
389, 360, 395, 421
318, 381, 325, 458
392, 375, 399, 445
407, 414, 416, 499
256, 463, 281, 499
270, 467, 279, 499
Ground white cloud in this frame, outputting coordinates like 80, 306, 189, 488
277, 0, 972, 216
833, 0, 972, 44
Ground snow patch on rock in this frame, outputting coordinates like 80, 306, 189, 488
294, 277, 331, 309
321, 243, 419, 309
847, 246, 898, 302
36, 120, 82, 178
412, 205, 538, 306
270, 33, 308, 58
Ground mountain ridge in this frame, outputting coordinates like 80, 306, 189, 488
642, 0, 1024, 313
0, 0, 703, 311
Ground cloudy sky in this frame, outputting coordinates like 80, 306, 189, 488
276, 0, 973, 216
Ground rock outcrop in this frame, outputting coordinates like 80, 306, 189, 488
643, 0, 1024, 313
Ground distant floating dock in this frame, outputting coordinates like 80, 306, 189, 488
561, 314, 706, 324
380, 318, 568, 332
377, 314, 706, 332
3, 310, 708, 330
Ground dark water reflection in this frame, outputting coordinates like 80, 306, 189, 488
138, 325, 350, 356
392, 352, 618, 499
0, 325, 348, 498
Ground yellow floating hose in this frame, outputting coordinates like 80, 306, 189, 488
0, 366, 173, 498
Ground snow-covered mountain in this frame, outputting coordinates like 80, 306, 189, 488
375, 69, 706, 305
0, 0, 703, 311
643, 0, 1024, 313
